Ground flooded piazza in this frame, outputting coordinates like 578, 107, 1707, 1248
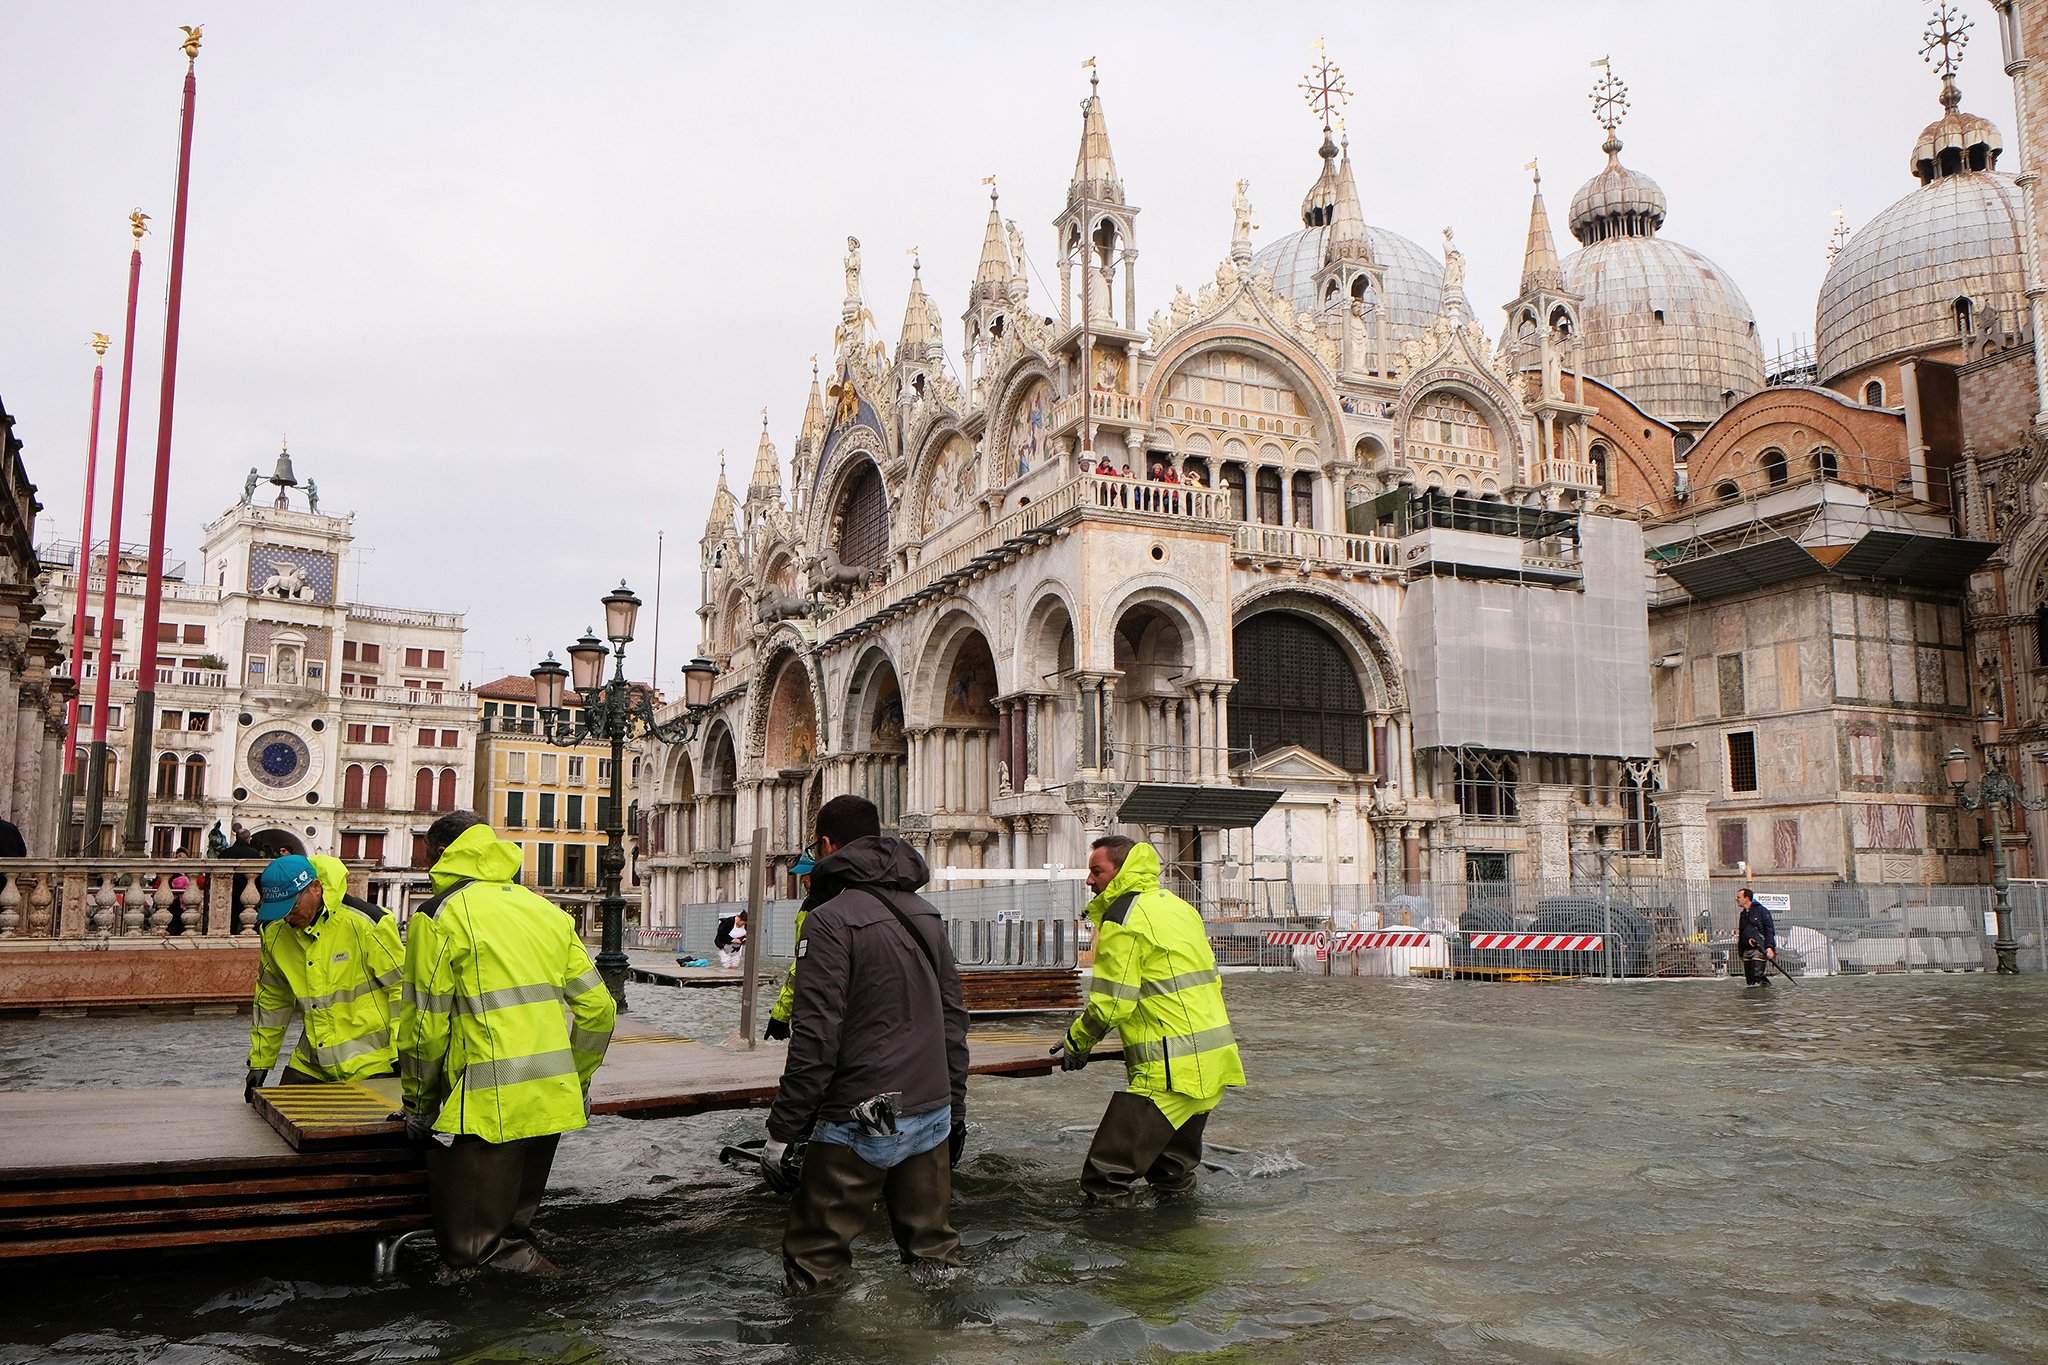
5, 971, 2047, 1364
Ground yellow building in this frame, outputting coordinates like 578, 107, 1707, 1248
474, 675, 643, 931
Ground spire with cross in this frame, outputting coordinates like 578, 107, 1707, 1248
1299, 37, 1351, 134
1590, 56, 1629, 155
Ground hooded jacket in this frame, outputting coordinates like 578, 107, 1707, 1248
765, 835, 968, 1144
396, 823, 617, 1142
246, 854, 403, 1080
1065, 842, 1245, 1107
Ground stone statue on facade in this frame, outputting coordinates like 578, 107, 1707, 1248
1231, 178, 1255, 248
243, 467, 260, 503
843, 235, 862, 301
1441, 226, 1466, 294
1005, 219, 1026, 281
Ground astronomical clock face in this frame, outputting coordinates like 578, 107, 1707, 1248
242, 722, 323, 800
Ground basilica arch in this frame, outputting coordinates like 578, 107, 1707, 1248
1229, 586, 1405, 776
841, 644, 909, 826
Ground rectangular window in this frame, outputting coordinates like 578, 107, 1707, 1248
108, 705, 123, 729
346, 723, 368, 744
563, 844, 587, 888
78, 704, 92, 726
161, 710, 182, 730
343, 641, 358, 662
539, 792, 557, 829
361, 643, 381, 664
598, 758, 613, 785
537, 842, 556, 887
156, 622, 179, 644
341, 832, 362, 860
247, 657, 265, 679
1727, 731, 1759, 794
426, 680, 443, 692
404, 678, 422, 691
566, 794, 583, 831
428, 649, 446, 669
540, 753, 558, 784
440, 729, 458, 748
597, 796, 613, 830
410, 833, 430, 869
405, 647, 423, 668
371, 725, 390, 744
506, 790, 526, 828
567, 756, 585, 784
417, 728, 435, 748
184, 623, 203, 644
187, 712, 209, 732
507, 751, 527, 782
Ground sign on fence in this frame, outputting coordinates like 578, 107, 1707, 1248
1464, 932, 1606, 952
1331, 931, 1438, 951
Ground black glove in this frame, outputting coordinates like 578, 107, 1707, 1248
244, 1068, 266, 1104
387, 1109, 435, 1144
758, 1138, 802, 1194
948, 1117, 967, 1168
763, 1017, 790, 1041
1051, 1040, 1088, 1072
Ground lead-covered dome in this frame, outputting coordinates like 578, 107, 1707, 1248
1816, 77, 2025, 388
1561, 136, 1764, 425
1252, 224, 1445, 345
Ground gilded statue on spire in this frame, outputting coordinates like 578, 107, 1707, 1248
129, 209, 151, 244
179, 25, 203, 62
91, 332, 111, 359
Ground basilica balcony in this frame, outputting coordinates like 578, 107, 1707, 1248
1533, 458, 1597, 490
1230, 524, 1402, 576
1050, 388, 1148, 438
338, 682, 475, 712
816, 472, 1232, 648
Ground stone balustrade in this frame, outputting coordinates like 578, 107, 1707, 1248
0, 858, 279, 941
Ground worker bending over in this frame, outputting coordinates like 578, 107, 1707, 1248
244, 853, 403, 1099
397, 811, 616, 1275
1054, 836, 1244, 1203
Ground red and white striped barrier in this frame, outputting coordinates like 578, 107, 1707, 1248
1264, 930, 1328, 948
1464, 932, 1605, 952
1331, 930, 1439, 952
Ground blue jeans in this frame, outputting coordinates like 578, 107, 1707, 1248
811, 1102, 950, 1170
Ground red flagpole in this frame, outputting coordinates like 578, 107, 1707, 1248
82, 217, 149, 856
58, 335, 111, 855
125, 29, 202, 855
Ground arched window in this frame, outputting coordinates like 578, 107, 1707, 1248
1228, 613, 1368, 771
104, 751, 119, 792
1222, 465, 1248, 520
155, 752, 180, 800
367, 764, 388, 811
1455, 752, 1520, 820
1761, 449, 1788, 487
1256, 468, 1283, 524
832, 461, 890, 570
183, 754, 206, 801
438, 768, 457, 812
1716, 481, 1741, 504
1863, 379, 1884, 406
1812, 447, 1839, 479
1290, 472, 1315, 527
414, 767, 434, 812
1589, 442, 1610, 493
1955, 295, 1975, 337
344, 763, 365, 809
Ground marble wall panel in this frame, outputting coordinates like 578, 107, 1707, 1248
1835, 638, 1860, 697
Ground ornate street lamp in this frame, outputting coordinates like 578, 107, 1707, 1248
534, 583, 718, 1009
1945, 708, 2043, 975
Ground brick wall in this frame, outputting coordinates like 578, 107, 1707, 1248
1960, 345, 2039, 454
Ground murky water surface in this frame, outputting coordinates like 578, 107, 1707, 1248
6, 973, 2048, 1363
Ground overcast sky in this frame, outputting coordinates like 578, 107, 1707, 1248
2, 1, 2008, 690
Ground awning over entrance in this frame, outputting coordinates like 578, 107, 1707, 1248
1115, 784, 1285, 828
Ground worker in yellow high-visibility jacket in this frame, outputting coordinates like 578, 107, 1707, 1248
1053, 836, 1245, 1204
244, 854, 403, 1100
762, 847, 817, 1040
397, 812, 616, 1275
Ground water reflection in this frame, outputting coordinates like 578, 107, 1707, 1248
5, 973, 2048, 1363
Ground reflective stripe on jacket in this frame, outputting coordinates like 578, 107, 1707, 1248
246, 855, 404, 1080
1063, 842, 1245, 1101
397, 823, 617, 1142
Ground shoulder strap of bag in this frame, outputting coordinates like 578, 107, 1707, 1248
871, 888, 944, 988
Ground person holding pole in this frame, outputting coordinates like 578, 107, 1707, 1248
1736, 886, 1778, 988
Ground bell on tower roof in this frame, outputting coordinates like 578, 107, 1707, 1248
270, 437, 298, 490
1069, 59, 1124, 206
1519, 160, 1564, 294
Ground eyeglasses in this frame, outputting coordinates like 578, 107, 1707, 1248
801, 840, 819, 860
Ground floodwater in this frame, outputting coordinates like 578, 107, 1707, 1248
6, 972, 2048, 1364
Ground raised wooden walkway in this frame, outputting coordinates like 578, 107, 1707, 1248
0, 1019, 1109, 1262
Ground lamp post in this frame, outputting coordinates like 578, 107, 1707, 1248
535, 581, 717, 1010
1944, 708, 2044, 975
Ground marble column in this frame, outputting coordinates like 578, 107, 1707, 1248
1193, 686, 1212, 782
0, 643, 22, 824
15, 689, 46, 850
1210, 682, 1232, 776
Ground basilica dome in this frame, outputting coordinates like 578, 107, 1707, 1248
1815, 79, 2026, 388
1560, 139, 1764, 427
1252, 223, 1445, 345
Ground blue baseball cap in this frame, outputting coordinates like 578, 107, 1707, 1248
791, 853, 816, 875
256, 855, 318, 922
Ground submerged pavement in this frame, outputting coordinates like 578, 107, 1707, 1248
4, 971, 2046, 1363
